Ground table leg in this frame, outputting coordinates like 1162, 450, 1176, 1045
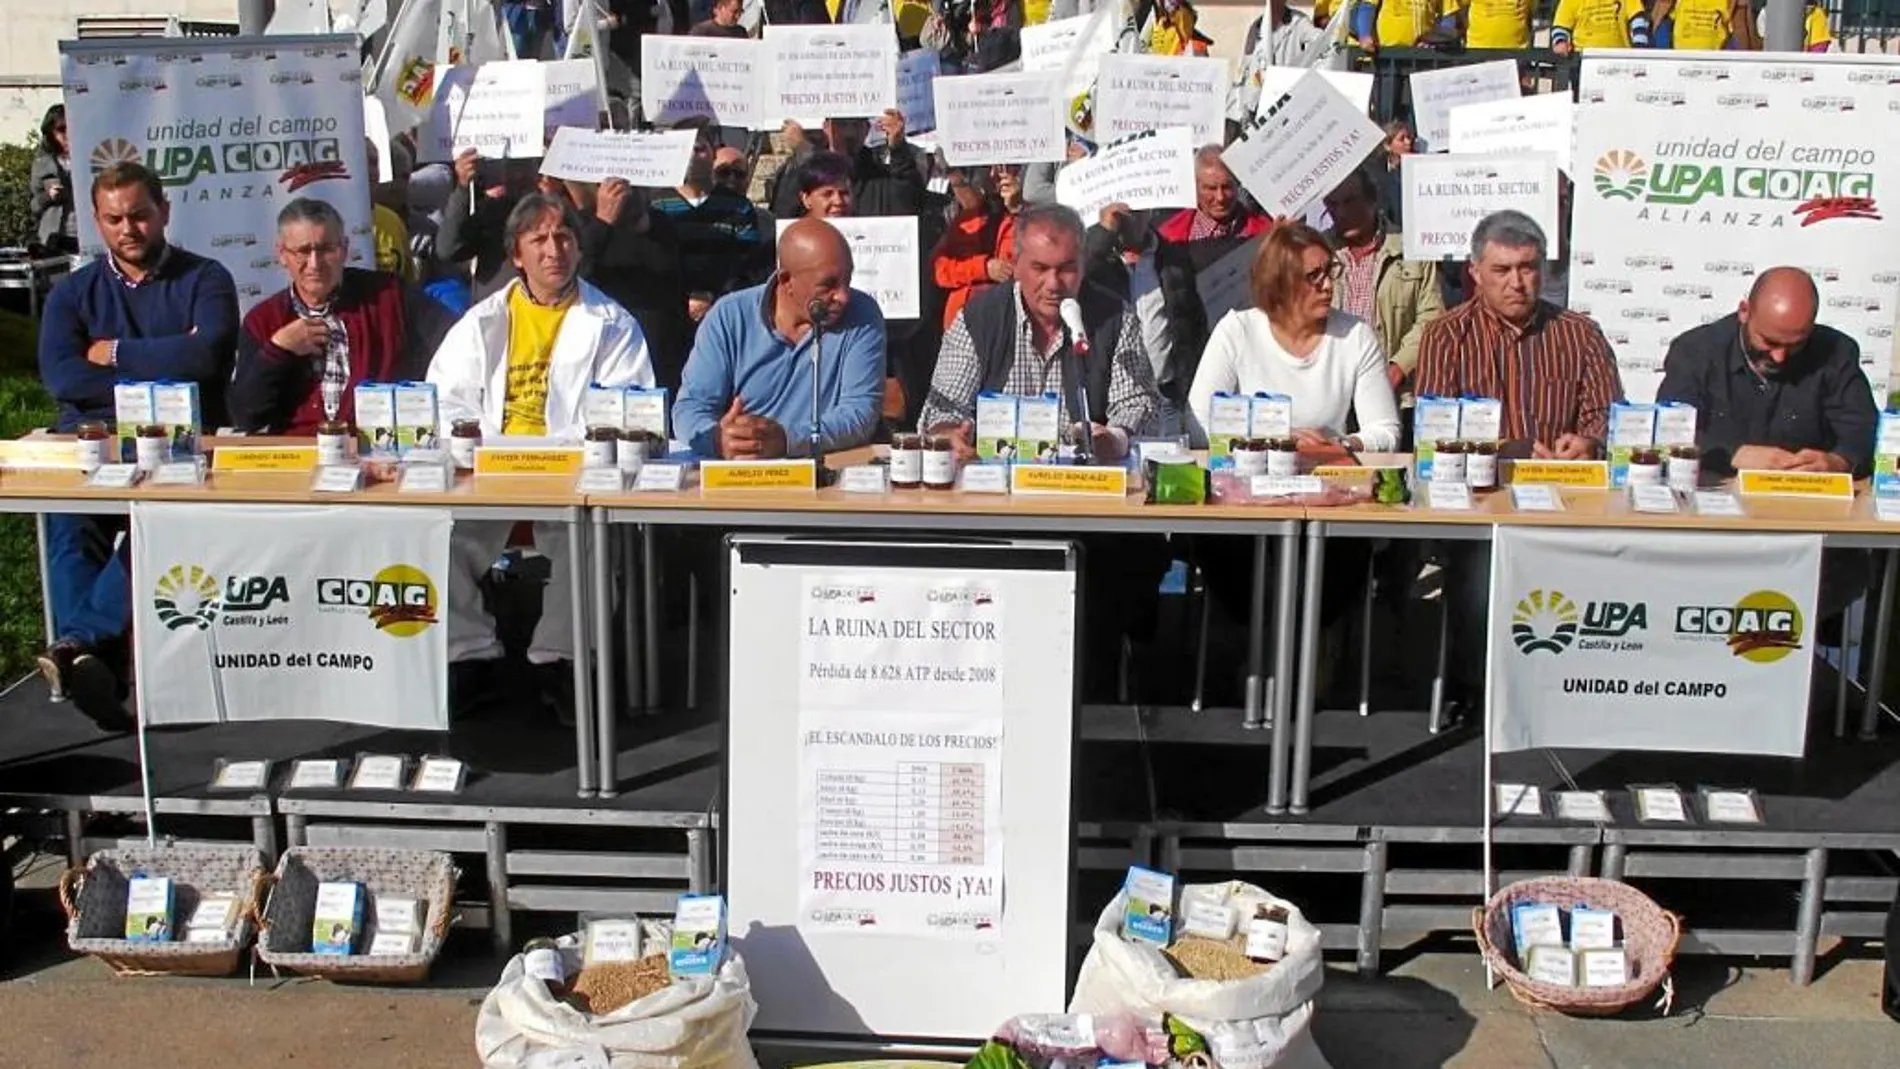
1358, 549, 1376, 717
1266, 526, 1301, 814
569, 510, 598, 799
1792, 846, 1828, 987
35, 512, 56, 645
1859, 549, 1898, 740
620, 528, 641, 713
643, 525, 662, 711
1834, 594, 1857, 738
1428, 581, 1452, 735
486, 821, 513, 955
1357, 840, 1388, 975
1290, 522, 1326, 815
593, 508, 618, 798
1243, 535, 1270, 731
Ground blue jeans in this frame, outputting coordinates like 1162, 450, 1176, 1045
46, 513, 130, 647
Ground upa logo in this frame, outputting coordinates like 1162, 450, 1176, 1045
153, 563, 221, 632
1594, 149, 1650, 201
1675, 590, 1804, 663
316, 565, 439, 637
1512, 589, 1579, 654
223, 575, 289, 612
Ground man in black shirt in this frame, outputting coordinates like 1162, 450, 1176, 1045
1657, 265, 1876, 477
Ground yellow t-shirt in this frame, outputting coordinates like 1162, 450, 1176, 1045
1555, 0, 1643, 48
1806, 4, 1832, 48
1667, 0, 1733, 49
1462, 0, 1533, 47
372, 204, 415, 284
1373, 0, 1447, 46
502, 286, 574, 436
1314, 0, 1337, 24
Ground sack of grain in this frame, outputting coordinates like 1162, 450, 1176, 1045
476, 921, 758, 1069
1069, 882, 1331, 1069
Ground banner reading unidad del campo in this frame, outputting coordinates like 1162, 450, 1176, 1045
130, 503, 451, 730
1488, 527, 1821, 758
60, 33, 374, 312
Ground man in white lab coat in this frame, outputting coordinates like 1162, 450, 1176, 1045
427, 191, 652, 716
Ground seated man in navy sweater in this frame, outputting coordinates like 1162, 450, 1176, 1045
36, 161, 238, 729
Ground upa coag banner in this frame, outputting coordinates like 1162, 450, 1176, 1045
130, 503, 450, 730
1571, 51, 1900, 403
1488, 526, 1820, 758
60, 34, 373, 313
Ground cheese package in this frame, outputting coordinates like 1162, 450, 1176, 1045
1569, 907, 1618, 950
583, 917, 643, 966
1119, 865, 1176, 946
1607, 401, 1657, 488
1249, 393, 1294, 440
1525, 944, 1578, 987
125, 876, 175, 943
584, 384, 629, 430
1015, 394, 1061, 462
394, 381, 440, 453
368, 930, 419, 956
1207, 392, 1252, 459
355, 382, 398, 456
1875, 409, 1900, 497
1579, 947, 1629, 987
1459, 397, 1503, 443
975, 393, 1019, 461
372, 894, 423, 936
1412, 396, 1461, 481
151, 381, 203, 459
183, 892, 241, 938
1180, 895, 1239, 941
1511, 902, 1564, 958
311, 881, 364, 955
625, 387, 668, 438
1653, 401, 1697, 448
113, 382, 157, 463
668, 893, 727, 978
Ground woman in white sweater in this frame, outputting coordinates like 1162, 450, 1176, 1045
1187, 222, 1402, 453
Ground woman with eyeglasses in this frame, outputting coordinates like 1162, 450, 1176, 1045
931, 168, 1008, 332
1188, 222, 1401, 454
31, 104, 77, 256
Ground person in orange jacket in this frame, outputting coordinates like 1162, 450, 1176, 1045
932, 169, 1009, 333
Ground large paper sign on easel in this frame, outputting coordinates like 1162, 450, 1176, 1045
1409, 59, 1520, 152
762, 24, 898, 122
130, 503, 451, 730
1448, 92, 1573, 170
1254, 66, 1375, 119
1488, 526, 1820, 757
1402, 153, 1562, 260
778, 216, 920, 320
541, 128, 697, 186
543, 58, 602, 138
424, 60, 547, 161
641, 35, 763, 128
936, 73, 1067, 167
1094, 54, 1228, 147
1055, 127, 1199, 219
1224, 71, 1383, 219
1020, 10, 1120, 133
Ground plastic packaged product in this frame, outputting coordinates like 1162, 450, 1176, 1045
368, 930, 418, 955
1607, 401, 1657, 488
125, 876, 175, 943
184, 891, 241, 939
889, 434, 923, 488
114, 382, 156, 463
1180, 893, 1239, 940
584, 383, 628, 430
1206, 392, 1251, 459
976, 393, 1019, 461
1119, 866, 1176, 945
1569, 907, 1618, 950
1525, 944, 1577, 986
582, 917, 643, 966
311, 881, 364, 955
355, 382, 398, 457
1579, 947, 1629, 987
393, 381, 439, 452
1511, 902, 1564, 957
151, 381, 202, 458
1413, 397, 1461, 481
624, 387, 669, 438
372, 894, 423, 937
668, 893, 727, 978
1144, 459, 1207, 505
1459, 397, 1503, 443
1015, 394, 1060, 462
1249, 393, 1293, 440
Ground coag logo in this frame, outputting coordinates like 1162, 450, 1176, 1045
810, 585, 876, 603
154, 564, 220, 631
1675, 591, 1804, 663
1512, 590, 1579, 654
1706, 260, 1757, 277
927, 588, 995, 606
316, 565, 439, 637
1594, 150, 1649, 201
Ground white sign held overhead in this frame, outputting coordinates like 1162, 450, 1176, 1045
542, 58, 602, 138
1448, 92, 1574, 169
425, 61, 547, 161
1402, 153, 1562, 261
1224, 71, 1383, 219
540, 128, 697, 186
1055, 126, 1199, 219
641, 35, 763, 129
1094, 54, 1228, 148
935, 73, 1068, 167
1409, 59, 1520, 152
778, 217, 920, 320
1020, 10, 1119, 133
1488, 527, 1821, 757
1254, 66, 1375, 120
762, 24, 898, 122
896, 49, 941, 134
364, 97, 394, 183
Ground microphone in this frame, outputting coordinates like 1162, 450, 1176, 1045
1058, 297, 1090, 355
807, 298, 832, 326
1057, 297, 1095, 463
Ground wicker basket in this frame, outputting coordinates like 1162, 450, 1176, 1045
1473, 876, 1682, 1017
255, 847, 458, 984
61, 846, 267, 977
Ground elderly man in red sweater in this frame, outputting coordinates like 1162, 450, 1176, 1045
230, 198, 454, 434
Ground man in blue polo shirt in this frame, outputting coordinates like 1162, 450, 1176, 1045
36, 161, 239, 729
672, 218, 887, 459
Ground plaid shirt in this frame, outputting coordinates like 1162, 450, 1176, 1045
921, 285, 1160, 437
1338, 239, 1381, 326
290, 289, 350, 422
1187, 210, 1247, 242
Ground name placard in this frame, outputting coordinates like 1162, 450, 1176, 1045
474, 447, 585, 476
1009, 464, 1128, 497
1736, 469, 1854, 498
211, 446, 319, 473
1506, 459, 1610, 489
1309, 465, 1373, 484
700, 459, 817, 491
0, 439, 81, 469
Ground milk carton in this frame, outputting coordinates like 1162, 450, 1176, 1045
975, 393, 1018, 461
125, 876, 175, 943
1459, 397, 1504, 444
113, 382, 157, 463
151, 381, 202, 459
1249, 393, 1294, 440
1119, 865, 1176, 946
1015, 394, 1061, 462
1412, 396, 1462, 481
1206, 392, 1252, 460
1653, 401, 1697, 448
583, 384, 629, 430
1876, 409, 1900, 496
311, 881, 364, 955
1607, 401, 1657, 487
354, 382, 398, 457
393, 381, 440, 453
668, 893, 727, 978
624, 387, 669, 438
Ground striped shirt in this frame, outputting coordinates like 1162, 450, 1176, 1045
1338, 241, 1381, 326
1413, 298, 1624, 443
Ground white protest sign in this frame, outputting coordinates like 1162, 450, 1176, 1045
897, 49, 940, 133
1449, 92, 1573, 171
543, 58, 601, 139
425, 61, 547, 161
642, 35, 763, 129
935, 72, 1067, 167
1196, 236, 1263, 325
1095, 54, 1228, 147
1409, 59, 1520, 152
1021, 10, 1119, 133
1402, 153, 1561, 261
762, 24, 897, 122
364, 97, 394, 183
1055, 126, 1198, 219
1254, 66, 1375, 119
778, 217, 920, 320
540, 128, 697, 186
1224, 71, 1382, 219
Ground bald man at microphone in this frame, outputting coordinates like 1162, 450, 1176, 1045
673, 218, 889, 459
922, 203, 1162, 459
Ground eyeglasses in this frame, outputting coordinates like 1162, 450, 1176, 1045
285, 243, 343, 262
713, 165, 745, 180
1303, 259, 1345, 288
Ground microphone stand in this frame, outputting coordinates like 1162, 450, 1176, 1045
1064, 328, 1095, 466
807, 305, 833, 487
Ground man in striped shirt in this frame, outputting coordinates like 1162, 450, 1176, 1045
1414, 210, 1624, 458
